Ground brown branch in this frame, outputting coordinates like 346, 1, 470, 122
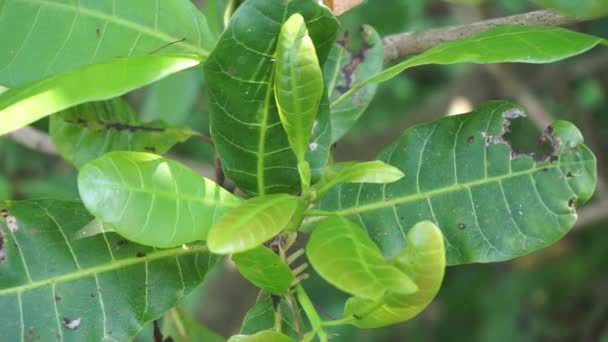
383, 9, 586, 62
6, 127, 59, 156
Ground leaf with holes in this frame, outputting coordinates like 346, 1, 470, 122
232, 246, 294, 295
0, 55, 199, 136
228, 330, 293, 342
307, 215, 417, 299
207, 194, 300, 254
78, 151, 240, 248
335, 25, 605, 106
274, 13, 324, 165
161, 306, 225, 342
324, 26, 383, 142
50, 98, 193, 167
316, 160, 404, 197
204, 0, 338, 195
534, 0, 608, 18
317, 101, 597, 264
0, 199, 215, 341
0, 0, 214, 87
344, 221, 445, 328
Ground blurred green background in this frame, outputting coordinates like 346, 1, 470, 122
1, 0, 607, 340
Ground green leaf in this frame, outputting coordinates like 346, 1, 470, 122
232, 246, 294, 295
0, 199, 215, 341
307, 215, 417, 299
50, 98, 193, 167
240, 293, 308, 339
318, 101, 597, 264
274, 13, 324, 164
344, 221, 446, 328
335, 25, 604, 106
207, 194, 300, 254
0, 55, 199, 136
161, 306, 225, 342
78, 151, 240, 248
534, 0, 608, 18
228, 330, 293, 342
204, 0, 339, 195
324, 26, 383, 142
316, 160, 404, 197
0, 0, 214, 87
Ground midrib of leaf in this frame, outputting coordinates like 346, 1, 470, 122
19, 0, 209, 58
0, 244, 208, 296
326, 47, 345, 100
329, 159, 589, 218
256, 68, 275, 195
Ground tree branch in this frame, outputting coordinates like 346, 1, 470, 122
6, 127, 59, 156
383, 9, 586, 62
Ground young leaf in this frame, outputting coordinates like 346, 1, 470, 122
534, 0, 608, 18
50, 98, 193, 167
317, 101, 597, 264
324, 26, 383, 142
307, 215, 418, 299
0, 0, 214, 87
232, 246, 294, 295
78, 151, 240, 248
274, 13, 324, 164
0, 55, 200, 136
344, 221, 446, 328
207, 194, 300, 254
316, 160, 404, 196
0, 199, 215, 341
240, 292, 309, 339
335, 25, 605, 106
162, 306, 225, 342
228, 330, 293, 342
204, 0, 338, 195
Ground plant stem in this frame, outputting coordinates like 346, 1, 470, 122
274, 303, 282, 332
296, 285, 328, 342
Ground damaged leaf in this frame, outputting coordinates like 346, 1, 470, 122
0, 199, 216, 341
324, 26, 383, 142
78, 152, 240, 248
204, 0, 338, 195
50, 98, 193, 167
317, 101, 596, 264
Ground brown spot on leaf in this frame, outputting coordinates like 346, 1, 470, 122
568, 197, 576, 208
467, 136, 474, 143
116, 239, 128, 248
0, 227, 5, 263
143, 146, 157, 153
96, 28, 100, 38
541, 167, 549, 172
0, 208, 8, 218
55, 295, 61, 303
136, 252, 146, 258
457, 223, 466, 230
63, 317, 81, 330
27, 327, 34, 342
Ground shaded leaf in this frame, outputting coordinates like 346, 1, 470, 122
316, 160, 404, 197
534, 0, 608, 18
0, 0, 214, 87
0, 199, 215, 341
162, 306, 225, 342
228, 330, 293, 342
50, 98, 193, 167
204, 0, 339, 195
275, 13, 324, 164
240, 292, 308, 339
232, 246, 294, 295
207, 194, 300, 254
307, 215, 417, 299
318, 101, 597, 264
344, 221, 446, 328
336, 25, 605, 106
78, 151, 240, 248
0, 55, 199, 136
324, 26, 383, 142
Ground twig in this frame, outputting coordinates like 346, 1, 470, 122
576, 199, 608, 229
383, 10, 587, 62
6, 127, 59, 156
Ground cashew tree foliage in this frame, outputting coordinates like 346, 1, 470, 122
0, 0, 603, 341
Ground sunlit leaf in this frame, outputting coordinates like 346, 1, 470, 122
0, 55, 199, 136
318, 101, 597, 264
78, 151, 240, 248
232, 246, 294, 295
207, 194, 300, 254
50, 98, 193, 167
204, 0, 338, 195
0, 0, 214, 87
228, 330, 293, 342
316, 161, 404, 197
0, 199, 215, 341
307, 215, 417, 299
274, 13, 324, 164
335, 26, 605, 106
344, 221, 446, 328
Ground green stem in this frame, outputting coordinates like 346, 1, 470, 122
296, 285, 328, 342
321, 295, 387, 327
303, 209, 334, 217
274, 303, 282, 332
286, 198, 308, 232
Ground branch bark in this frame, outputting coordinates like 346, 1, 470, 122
6, 127, 59, 156
383, 9, 585, 62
